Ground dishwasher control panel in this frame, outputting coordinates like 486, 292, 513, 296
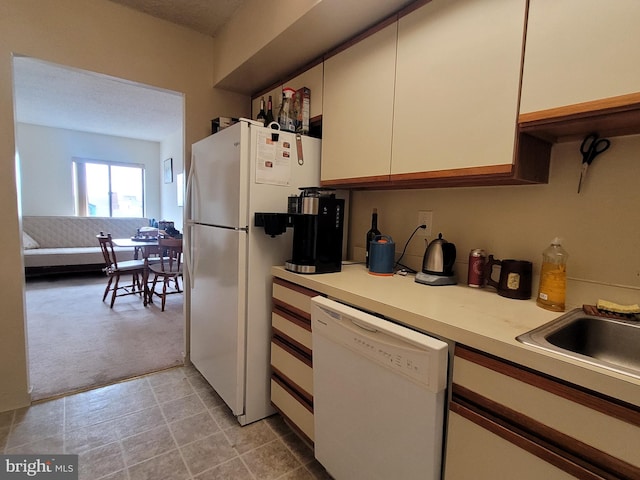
349, 327, 432, 386
312, 296, 448, 392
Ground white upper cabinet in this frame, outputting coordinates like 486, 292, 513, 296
321, 22, 397, 184
521, 0, 640, 114
391, 0, 527, 175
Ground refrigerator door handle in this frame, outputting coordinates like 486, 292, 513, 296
185, 153, 197, 221
185, 157, 198, 288
184, 221, 196, 288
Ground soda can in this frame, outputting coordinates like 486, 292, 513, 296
468, 249, 487, 287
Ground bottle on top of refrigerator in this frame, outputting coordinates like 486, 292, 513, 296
277, 87, 296, 132
365, 208, 381, 268
256, 97, 267, 125
536, 238, 568, 312
265, 95, 275, 126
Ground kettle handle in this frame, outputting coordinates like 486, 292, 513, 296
442, 242, 456, 273
485, 255, 502, 289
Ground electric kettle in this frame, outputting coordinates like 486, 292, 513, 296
422, 233, 456, 276
415, 233, 457, 286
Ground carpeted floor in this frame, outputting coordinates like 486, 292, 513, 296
25, 272, 184, 401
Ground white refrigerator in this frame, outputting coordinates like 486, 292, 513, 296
186, 119, 321, 425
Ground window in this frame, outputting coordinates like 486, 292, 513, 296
73, 159, 144, 217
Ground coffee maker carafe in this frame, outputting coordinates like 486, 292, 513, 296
285, 187, 344, 274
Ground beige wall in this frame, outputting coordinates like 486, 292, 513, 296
349, 135, 640, 308
0, 0, 249, 412
212, 0, 319, 87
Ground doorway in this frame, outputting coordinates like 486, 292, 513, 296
13, 56, 186, 400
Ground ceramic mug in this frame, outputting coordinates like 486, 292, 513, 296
485, 255, 532, 300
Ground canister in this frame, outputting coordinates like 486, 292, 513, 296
368, 235, 395, 276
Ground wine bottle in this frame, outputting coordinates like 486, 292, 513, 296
256, 96, 267, 125
365, 208, 381, 268
265, 95, 275, 126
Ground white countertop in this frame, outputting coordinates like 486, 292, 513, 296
272, 264, 640, 407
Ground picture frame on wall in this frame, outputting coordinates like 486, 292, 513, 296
176, 173, 184, 207
164, 158, 173, 183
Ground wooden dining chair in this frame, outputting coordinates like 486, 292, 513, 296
97, 232, 147, 308
149, 236, 183, 311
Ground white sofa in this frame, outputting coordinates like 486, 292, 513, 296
22, 216, 149, 274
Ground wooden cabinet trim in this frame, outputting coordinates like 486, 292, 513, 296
452, 385, 640, 480
391, 164, 513, 181
321, 174, 391, 188
455, 345, 640, 427
273, 303, 312, 332
519, 92, 640, 124
450, 399, 619, 480
273, 277, 321, 300
320, 162, 549, 190
271, 370, 313, 410
513, 132, 552, 183
272, 299, 310, 324
518, 92, 640, 142
272, 330, 312, 364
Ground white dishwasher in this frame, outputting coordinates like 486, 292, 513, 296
311, 296, 449, 480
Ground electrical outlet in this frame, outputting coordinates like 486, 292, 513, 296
417, 211, 433, 237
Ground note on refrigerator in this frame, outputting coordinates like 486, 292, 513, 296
255, 130, 292, 186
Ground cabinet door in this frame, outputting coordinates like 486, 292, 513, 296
321, 22, 397, 184
445, 411, 577, 480
453, 351, 640, 470
392, 0, 526, 174
450, 346, 640, 479
521, 0, 640, 113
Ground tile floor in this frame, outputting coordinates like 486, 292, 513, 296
0, 366, 332, 480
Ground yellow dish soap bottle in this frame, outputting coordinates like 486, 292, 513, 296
536, 238, 568, 311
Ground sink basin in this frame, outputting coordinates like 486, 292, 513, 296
517, 308, 640, 379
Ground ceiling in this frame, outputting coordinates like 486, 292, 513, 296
108, 0, 246, 37
12, 0, 247, 143
13, 56, 183, 142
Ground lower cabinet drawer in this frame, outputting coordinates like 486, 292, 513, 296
272, 310, 312, 351
454, 348, 640, 470
451, 346, 640, 479
273, 278, 319, 316
445, 410, 576, 480
271, 340, 313, 397
271, 377, 314, 442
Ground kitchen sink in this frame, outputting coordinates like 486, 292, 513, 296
516, 308, 640, 379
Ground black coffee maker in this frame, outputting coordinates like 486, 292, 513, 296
285, 187, 345, 274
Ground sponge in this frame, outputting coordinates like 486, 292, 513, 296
596, 299, 640, 315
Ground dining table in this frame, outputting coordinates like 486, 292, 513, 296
111, 237, 159, 306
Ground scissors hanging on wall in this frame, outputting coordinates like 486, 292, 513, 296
577, 132, 611, 193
